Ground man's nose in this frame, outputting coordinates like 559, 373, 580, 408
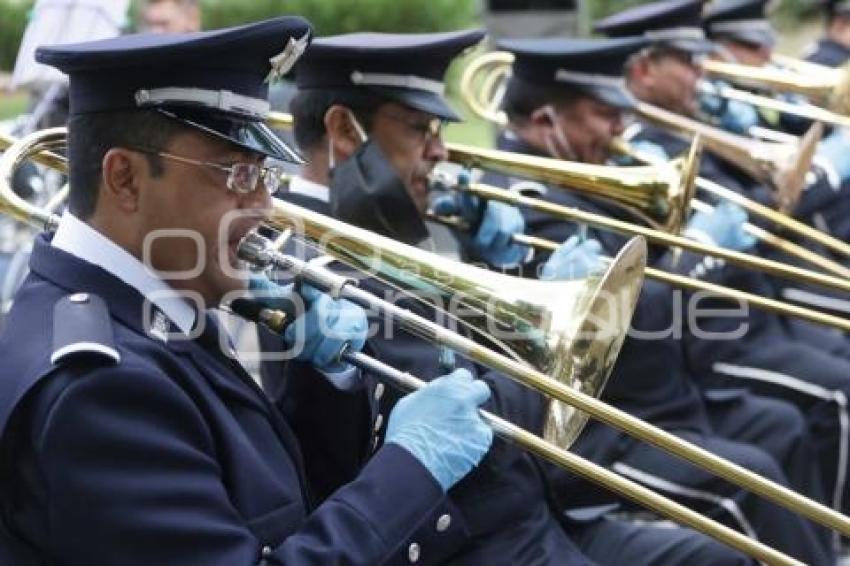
611, 116, 625, 137
425, 133, 449, 163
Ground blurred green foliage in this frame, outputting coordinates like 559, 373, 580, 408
0, 0, 480, 71
201, 0, 479, 35
0, 0, 32, 73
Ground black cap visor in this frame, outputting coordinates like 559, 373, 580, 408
717, 30, 777, 49
579, 83, 637, 110
157, 107, 303, 163
366, 86, 461, 121
667, 37, 718, 54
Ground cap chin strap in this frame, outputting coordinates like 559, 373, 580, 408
350, 71, 445, 95
134, 87, 271, 119
644, 27, 706, 43
709, 19, 773, 35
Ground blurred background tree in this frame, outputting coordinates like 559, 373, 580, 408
0, 0, 828, 71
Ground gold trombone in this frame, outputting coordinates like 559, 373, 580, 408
268, 110, 850, 280
7, 128, 850, 565
702, 57, 846, 105
456, 51, 850, 264
459, 50, 819, 197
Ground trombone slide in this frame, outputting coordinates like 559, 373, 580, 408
232, 295, 800, 566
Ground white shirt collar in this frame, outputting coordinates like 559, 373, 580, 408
288, 175, 330, 203
52, 213, 197, 335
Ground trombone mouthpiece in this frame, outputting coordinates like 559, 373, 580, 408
237, 232, 275, 269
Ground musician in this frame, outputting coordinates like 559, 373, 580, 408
804, 0, 850, 67
598, 0, 850, 528
257, 29, 753, 565
487, 34, 834, 563
0, 18, 496, 565
138, 0, 201, 34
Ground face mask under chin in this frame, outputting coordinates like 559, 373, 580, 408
328, 140, 430, 245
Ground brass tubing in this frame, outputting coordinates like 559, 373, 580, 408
3, 128, 850, 546
464, 181, 850, 294
243, 295, 800, 565
262, 199, 850, 538
343, 349, 801, 566
513, 233, 850, 333
687, 200, 850, 279
615, 137, 850, 260
0, 131, 67, 172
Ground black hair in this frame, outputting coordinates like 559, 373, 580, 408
501, 75, 585, 124
67, 109, 188, 219
289, 88, 388, 151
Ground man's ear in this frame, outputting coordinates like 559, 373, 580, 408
324, 105, 364, 162
629, 54, 653, 86
101, 148, 144, 213
530, 105, 557, 129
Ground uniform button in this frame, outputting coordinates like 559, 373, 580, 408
374, 383, 385, 401
373, 414, 384, 432
69, 293, 89, 304
408, 542, 420, 563
259, 545, 272, 565
436, 513, 451, 532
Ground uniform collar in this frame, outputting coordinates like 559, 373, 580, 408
51, 213, 196, 334
288, 175, 330, 203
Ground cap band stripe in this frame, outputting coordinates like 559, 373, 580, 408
554, 68, 626, 88
709, 19, 773, 34
644, 27, 706, 42
134, 87, 270, 118
349, 71, 445, 95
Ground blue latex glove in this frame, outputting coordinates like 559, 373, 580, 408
698, 81, 759, 135
684, 202, 756, 251
815, 127, 850, 185
541, 236, 604, 280
249, 276, 368, 372
432, 191, 528, 267
629, 140, 669, 164
385, 368, 493, 491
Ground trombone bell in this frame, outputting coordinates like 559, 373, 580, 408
266, 198, 647, 449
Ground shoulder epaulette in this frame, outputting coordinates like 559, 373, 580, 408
50, 293, 121, 366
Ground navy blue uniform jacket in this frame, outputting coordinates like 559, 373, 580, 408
0, 235, 461, 565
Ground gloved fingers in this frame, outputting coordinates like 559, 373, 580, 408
296, 281, 330, 307
556, 235, 580, 256
716, 201, 748, 223
334, 300, 368, 353
631, 141, 669, 163
430, 193, 461, 216
465, 379, 492, 406
579, 239, 603, 256
474, 206, 499, 249
738, 230, 758, 251
459, 192, 481, 222
438, 367, 474, 384
249, 276, 294, 309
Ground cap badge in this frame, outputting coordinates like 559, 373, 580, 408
266, 32, 310, 83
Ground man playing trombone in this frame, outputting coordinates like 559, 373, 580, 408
256, 28, 753, 566
481, 30, 833, 563
591, 0, 850, 532
0, 18, 496, 565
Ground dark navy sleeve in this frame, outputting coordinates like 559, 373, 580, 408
26, 363, 446, 565
792, 169, 844, 220
276, 357, 375, 503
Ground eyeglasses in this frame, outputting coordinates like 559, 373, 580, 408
377, 110, 446, 143
133, 148, 284, 195
648, 47, 705, 68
